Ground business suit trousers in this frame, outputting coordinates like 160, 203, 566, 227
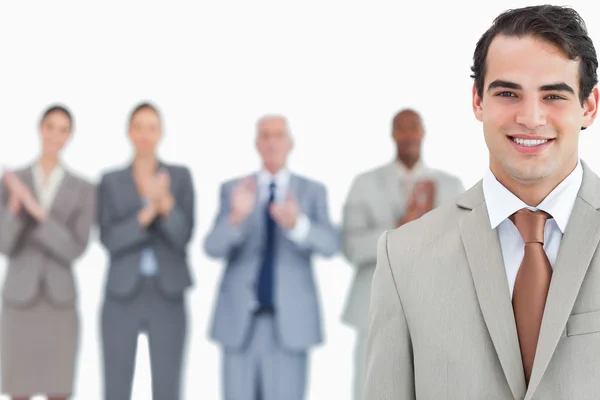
353, 331, 367, 400
223, 313, 308, 400
101, 277, 187, 400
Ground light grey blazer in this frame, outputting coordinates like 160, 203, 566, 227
204, 173, 339, 351
0, 166, 96, 306
341, 162, 464, 330
364, 161, 600, 400
97, 162, 195, 299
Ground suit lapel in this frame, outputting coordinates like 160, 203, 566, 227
19, 166, 36, 198
288, 174, 302, 202
525, 164, 600, 399
48, 171, 76, 219
458, 182, 526, 400
120, 164, 144, 210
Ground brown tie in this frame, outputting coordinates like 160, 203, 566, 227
510, 209, 552, 384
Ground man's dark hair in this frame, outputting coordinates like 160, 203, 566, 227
470, 5, 598, 106
129, 101, 161, 126
40, 104, 73, 130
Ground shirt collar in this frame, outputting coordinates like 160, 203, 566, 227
482, 160, 583, 232
33, 161, 65, 186
395, 159, 429, 180
257, 167, 290, 188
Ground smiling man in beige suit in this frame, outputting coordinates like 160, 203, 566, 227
364, 5, 600, 400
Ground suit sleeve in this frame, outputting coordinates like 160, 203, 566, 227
0, 184, 30, 256
289, 184, 339, 257
98, 174, 151, 257
29, 182, 96, 265
363, 231, 415, 400
155, 168, 195, 251
203, 182, 251, 259
342, 178, 389, 268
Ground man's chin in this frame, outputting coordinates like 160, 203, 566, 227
505, 163, 555, 185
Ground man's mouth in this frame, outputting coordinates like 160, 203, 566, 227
510, 137, 550, 147
507, 135, 554, 154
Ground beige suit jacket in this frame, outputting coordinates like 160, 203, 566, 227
342, 161, 464, 330
364, 161, 600, 399
0, 166, 96, 306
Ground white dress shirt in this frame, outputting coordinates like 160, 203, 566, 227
395, 160, 430, 197
32, 162, 65, 212
482, 160, 583, 297
256, 168, 311, 244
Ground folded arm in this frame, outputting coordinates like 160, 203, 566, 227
342, 189, 389, 268
29, 183, 96, 265
0, 186, 30, 256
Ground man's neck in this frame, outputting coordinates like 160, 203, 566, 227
490, 159, 578, 207
397, 156, 419, 171
263, 163, 285, 176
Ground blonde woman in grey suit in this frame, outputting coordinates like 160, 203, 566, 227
0, 105, 96, 400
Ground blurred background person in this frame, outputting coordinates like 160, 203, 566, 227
0, 105, 96, 400
97, 102, 195, 400
204, 115, 339, 400
340, 108, 464, 400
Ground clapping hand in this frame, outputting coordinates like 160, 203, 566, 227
137, 169, 174, 226
396, 179, 436, 227
229, 177, 256, 225
3, 169, 46, 221
270, 192, 299, 230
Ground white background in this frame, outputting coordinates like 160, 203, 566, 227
1, 1, 600, 399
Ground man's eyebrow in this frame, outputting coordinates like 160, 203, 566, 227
539, 83, 575, 93
487, 80, 575, 94
487, 80, 521, 92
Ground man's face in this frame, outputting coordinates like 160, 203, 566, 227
473, 34, 598, 187
256, 117, 292, 171
392, 111, 424, 166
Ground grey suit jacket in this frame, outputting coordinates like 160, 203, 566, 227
97, 162, 195, 299
204, 173, 339, 351
364, 161, 600, 400
0, 166, 96, 306
341, 162, 464, 330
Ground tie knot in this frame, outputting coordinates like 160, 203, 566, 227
510, 209, 551, 244
268, 181, 276, 192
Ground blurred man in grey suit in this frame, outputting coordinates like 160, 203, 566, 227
204, 115, 339, 400
341, 109, 464, 400
364, 5, 600, 400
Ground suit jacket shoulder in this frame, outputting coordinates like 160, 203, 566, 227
386, 198, 467, 274
64, 169, 95, 191
161, 162, 191, 177
99, 165, 128, 182
291, 173, 327, 193
352, 163, 391, 184
219, 174, 251, 192
429, 168, 462, 184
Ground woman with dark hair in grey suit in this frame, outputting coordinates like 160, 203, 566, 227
97, 102, 195, 400
0, 105, 96, 400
